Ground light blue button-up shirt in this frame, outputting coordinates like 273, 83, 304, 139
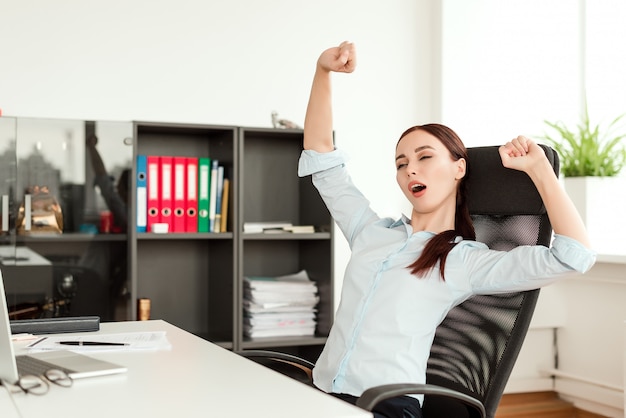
298, 148, 596, 404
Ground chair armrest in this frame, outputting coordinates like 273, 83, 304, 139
236, 350, 315, 383
356, 383, 486, 418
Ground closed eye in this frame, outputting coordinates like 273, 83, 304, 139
396, 163, 407, 170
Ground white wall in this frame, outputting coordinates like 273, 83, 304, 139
0, 1, 429, 132
586, 0, 626, 129
440, 0, 582, 145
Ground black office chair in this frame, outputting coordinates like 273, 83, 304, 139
239, 145, 559, 418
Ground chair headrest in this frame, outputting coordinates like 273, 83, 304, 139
466, 145, 559, 216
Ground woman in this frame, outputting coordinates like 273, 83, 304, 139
298, 41, 596, 418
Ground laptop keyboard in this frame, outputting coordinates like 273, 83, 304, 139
16, 355, 72, 376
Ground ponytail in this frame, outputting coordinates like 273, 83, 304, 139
407, 179, 475, 280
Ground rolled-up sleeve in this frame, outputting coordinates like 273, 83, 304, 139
298, 149, 349, 177
550, 234, 596, 273
297, 147, 381, 247
449, 234, 597, 294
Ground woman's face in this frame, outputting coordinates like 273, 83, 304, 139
395, 129, 466, 217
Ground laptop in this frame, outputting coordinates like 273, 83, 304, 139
0, 269, 127, 384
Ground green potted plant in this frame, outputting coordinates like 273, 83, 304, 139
542, 107, 626, 177
540, 107, 626, 254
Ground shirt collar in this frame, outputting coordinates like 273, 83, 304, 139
393, 215, 435, 239
394, 214, 462, 241
389, 215, 410, 229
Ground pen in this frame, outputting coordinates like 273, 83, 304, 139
57, 341, 129, 346
27, 337, 48, 347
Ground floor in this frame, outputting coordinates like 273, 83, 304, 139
496, 392, 609, 418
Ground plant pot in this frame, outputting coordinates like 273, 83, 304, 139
564, 176, 626, 255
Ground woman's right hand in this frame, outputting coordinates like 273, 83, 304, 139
303, 41, 355, 152
317, 41, 357, 74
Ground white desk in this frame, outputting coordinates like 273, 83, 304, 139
0, 389, 20, 418
5, 320, 371, 418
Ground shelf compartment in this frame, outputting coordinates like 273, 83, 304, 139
239, 128, 331, 231
240, 239, 333, 342
135, 237, 234, 343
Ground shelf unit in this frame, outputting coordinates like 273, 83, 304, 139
127, 123, 334, 358
130, 122, 237, 349
237, 127, 333, 360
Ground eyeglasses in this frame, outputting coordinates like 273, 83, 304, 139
1, 369, 73, 396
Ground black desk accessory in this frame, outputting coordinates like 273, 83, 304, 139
10, 316, 100, 335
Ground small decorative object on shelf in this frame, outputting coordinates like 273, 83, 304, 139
16, 185, 64, 235
271, 111, 301, 129
137, 298, 151, 321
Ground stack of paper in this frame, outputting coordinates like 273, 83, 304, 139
243, 222, 315, 234
243, 270, 319, 338
243, 221, 293, 233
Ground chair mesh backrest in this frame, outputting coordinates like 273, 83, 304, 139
424, 145, 558, 418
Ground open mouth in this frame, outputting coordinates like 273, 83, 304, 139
411, 183, 426, 193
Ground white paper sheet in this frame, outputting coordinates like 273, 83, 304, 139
25, 331, 172, 352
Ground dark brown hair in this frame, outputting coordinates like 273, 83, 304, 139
397, 124, 475, 280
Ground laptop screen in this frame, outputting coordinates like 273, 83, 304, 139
0, 268, 21, 382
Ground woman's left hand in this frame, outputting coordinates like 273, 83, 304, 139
498, 136, 547, 174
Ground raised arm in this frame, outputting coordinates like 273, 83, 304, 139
303, 41, 356, 152
499, 136, 591, 248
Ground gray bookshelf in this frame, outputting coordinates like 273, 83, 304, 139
236, 127, 334, 360
129, 123, 334, 359
129, 122, 237, 349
